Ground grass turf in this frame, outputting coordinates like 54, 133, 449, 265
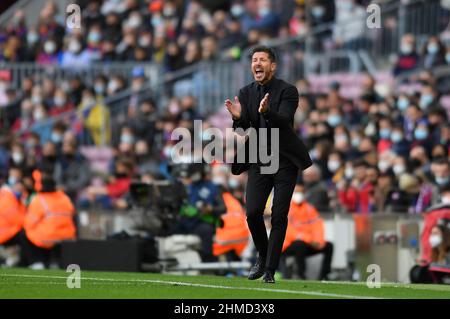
1, 268, 450, 299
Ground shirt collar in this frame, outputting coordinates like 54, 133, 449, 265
257, 76, 276, 92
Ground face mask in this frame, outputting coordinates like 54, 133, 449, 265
33, 110, 45, 121
88, 32, 101, 43
393, 164, 405, 176
68, 41, 81, 54
401, 43, 413, 55
258, 7, 270, 17
128, 16, 142, 28
391, 132, 403, 143
378, 160, 391, 172
120, 134, 134, 144
27, 32, 39, 45
340, 1, 354, 11
163, 6, 176, 17
435, 176, 449, 185
429, 234, 442, 248
365, 123, 376, 136
12, 152, 24, 164
419, 94, 434, 109
292, 192, 304, 204
328, 160, 341, 173
94, 84, 105, 95
202, 131, 213, 141
8, 176, 17, 186
446, 53, 450, 64
335, 134, 348, 144
151, 16, 162, 28
311, 6, 325, 18
397, 98, 409, 111
228, 179, 240, 189
108, 80, 119, 93
351, 137, 361, 148
44, 41, 56, 54
212, 176, 226, 186
231, 5, 244, 16
54, 96, 66, 106
427, 43, 439, 54
379, 128, 391, 139
163, 146, 173, 159
441, 196, 450, 205
414, 129, 428, 140
51, 133, 63, 144
345, 167, 354, 179
31, 95, 42, 105
327, 114, 342, 127
139, 37, 151, 48
190, 172, 202, 182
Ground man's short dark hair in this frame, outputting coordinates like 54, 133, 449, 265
249, 45, 276, 62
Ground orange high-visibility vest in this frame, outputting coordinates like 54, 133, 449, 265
213, 192, 250, 257
24, 191, 76, 249
0, 186, 26, 244
282, 201, 325, 252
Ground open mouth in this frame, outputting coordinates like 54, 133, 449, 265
254, 68, 264, 76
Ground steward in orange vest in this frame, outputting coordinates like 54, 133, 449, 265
213, 191, 250, 258
281, 183, 333, 280
24, 175, 76, 249
0, 183, 26, 245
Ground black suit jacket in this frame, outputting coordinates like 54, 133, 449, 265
231, 77, 312, 175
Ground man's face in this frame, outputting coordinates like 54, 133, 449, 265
251, 52, 276, 84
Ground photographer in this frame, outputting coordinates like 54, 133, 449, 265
410, 184, 450, 283
172, 163, 226, 262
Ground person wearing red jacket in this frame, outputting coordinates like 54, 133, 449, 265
338, 160, 375, 213
83, 159, 132, 209
282, 182, 333, 280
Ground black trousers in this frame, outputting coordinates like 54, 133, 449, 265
283, 240, 334, 280
4, 230, 50, 266
245, 162, 298, 272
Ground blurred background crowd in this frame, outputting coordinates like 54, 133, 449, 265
0, 0, 449, 276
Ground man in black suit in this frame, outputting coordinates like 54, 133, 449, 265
225, 46, 312, 283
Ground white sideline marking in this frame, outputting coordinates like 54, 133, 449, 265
0, 273, 382, 299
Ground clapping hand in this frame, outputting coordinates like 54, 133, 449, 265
258, 93, 269, 114
225, 96, 242, 120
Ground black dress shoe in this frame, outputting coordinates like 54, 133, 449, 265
262, 270, 275, 283
247, 257, 266, 280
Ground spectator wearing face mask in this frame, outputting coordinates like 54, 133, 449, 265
281, 182, 333, 280
60, 36, 95, 69
36, 38, 60, 65
327, 150, 345, 185
82, 159, 134, 210
390, 125, 411, 158
302, 164, 330, 213
393, 34, 420, 76
338, 160, 375, 213
55, 141, 91, 203
77, 88, 111, 146
8, 143, 26, 171
429, 223, 450, 264
48, 88, 74, 116
421, 36, 446, 70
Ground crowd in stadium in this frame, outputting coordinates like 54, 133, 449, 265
0, 0, 449, 212
0, 0, 450, 271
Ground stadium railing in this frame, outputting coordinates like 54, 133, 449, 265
1, 62, 162, 91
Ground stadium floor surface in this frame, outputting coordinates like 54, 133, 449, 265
1, 268, 450, 299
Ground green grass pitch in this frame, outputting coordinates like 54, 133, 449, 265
1, 268, 450, 299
